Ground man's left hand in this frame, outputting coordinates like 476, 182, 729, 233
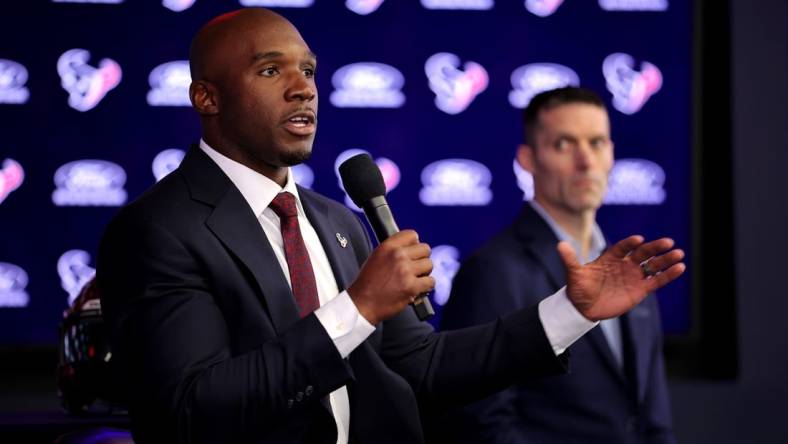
559, 235, 685, 321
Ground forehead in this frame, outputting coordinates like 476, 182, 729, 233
232, 17, 312, 59
537, 103, 610, 135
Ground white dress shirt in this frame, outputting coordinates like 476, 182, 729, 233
530, 200, 623, 366
199, 140, 597, 442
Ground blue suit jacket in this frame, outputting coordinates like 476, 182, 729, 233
439, 203, 676, 444
97, 148, 567, 444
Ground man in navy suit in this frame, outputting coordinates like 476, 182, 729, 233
441, 87, 677, 443
97, 10, 685, 444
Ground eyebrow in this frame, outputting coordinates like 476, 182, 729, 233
554, 132, 609, 141
251, 50, 318, 64
554, 133, 578, 142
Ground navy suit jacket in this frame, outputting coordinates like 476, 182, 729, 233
97, 148, 567, 444
439, 203, 676, 444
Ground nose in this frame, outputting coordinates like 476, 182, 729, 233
574, 143, 593, 170
286, 75, 316, 102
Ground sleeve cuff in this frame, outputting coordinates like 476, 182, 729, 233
538, 286, 598, 356
314, 290, 376, 358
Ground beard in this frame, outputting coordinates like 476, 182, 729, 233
279, 146, 312, 166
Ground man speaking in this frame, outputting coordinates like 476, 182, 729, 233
97, 8, 685, 444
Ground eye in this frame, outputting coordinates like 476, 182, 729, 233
555, 138, 571, 152
259, 66, 279, 77
302, 67, 315, 78
590, 138, 608, 150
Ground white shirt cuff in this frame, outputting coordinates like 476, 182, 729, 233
538, 286, 598, 356
314, 290, 376, 358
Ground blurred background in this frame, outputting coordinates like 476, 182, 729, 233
1, 0, 786, 442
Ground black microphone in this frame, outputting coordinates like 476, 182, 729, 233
339, 153, 435, 321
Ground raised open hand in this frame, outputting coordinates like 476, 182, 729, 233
559, 235, 685, 321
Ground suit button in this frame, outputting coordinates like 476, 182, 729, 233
626, 416, 639, 432
295, 391, 304, 402
305, 385, 314, 397
287, 399, 294, 409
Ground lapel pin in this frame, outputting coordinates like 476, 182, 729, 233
336, 233, 348, 248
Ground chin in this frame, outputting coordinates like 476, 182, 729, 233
280, 147, 313, 166
580, 202, 604, 213
568, 197, 604, 213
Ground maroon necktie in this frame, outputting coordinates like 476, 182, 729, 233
269, 192, 320, 317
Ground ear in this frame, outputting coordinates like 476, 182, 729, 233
189, 80, 219, 115
516, 143, 536, 174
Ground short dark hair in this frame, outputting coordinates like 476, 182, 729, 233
523, 87, 606, 146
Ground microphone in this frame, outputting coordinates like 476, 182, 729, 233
339, 153, 435, 321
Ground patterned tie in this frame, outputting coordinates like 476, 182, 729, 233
269, 192, 320, 317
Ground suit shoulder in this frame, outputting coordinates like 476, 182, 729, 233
453, 219, 554, 297
298, 186, 343, 209
298, 187, 360, 223
466, 225, 527, 266
133, 168, 188, 206
106, 170, 197, 233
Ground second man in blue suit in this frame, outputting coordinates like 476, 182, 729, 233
441, 87, 677, 444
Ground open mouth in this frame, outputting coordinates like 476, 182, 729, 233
282, 111, 316, 136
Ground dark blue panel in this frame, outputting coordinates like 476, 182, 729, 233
0, 0, 692, 345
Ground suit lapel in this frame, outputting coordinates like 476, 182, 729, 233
514, 205, 566, 291
513, 204, 565, 294
623, 300, 655, 402
179, 147, 300, 334
299, 187, 359, 291
181, 149, 352, 420
586, 325, 629, 384
299, 187, 385, 420
515, 204, 629, 385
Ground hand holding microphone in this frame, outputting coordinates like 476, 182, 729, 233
339, 153, 436, 322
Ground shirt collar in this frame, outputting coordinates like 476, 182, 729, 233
199, 139, 303, 218
528, 200, 606, 264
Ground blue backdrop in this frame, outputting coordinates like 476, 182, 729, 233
0, 0, 691, 345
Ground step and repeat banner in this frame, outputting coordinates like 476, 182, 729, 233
0, 0, 691, 345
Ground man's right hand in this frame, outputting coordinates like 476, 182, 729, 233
348, 230, 435, 325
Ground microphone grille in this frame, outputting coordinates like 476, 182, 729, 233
339, 154, 387, 206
